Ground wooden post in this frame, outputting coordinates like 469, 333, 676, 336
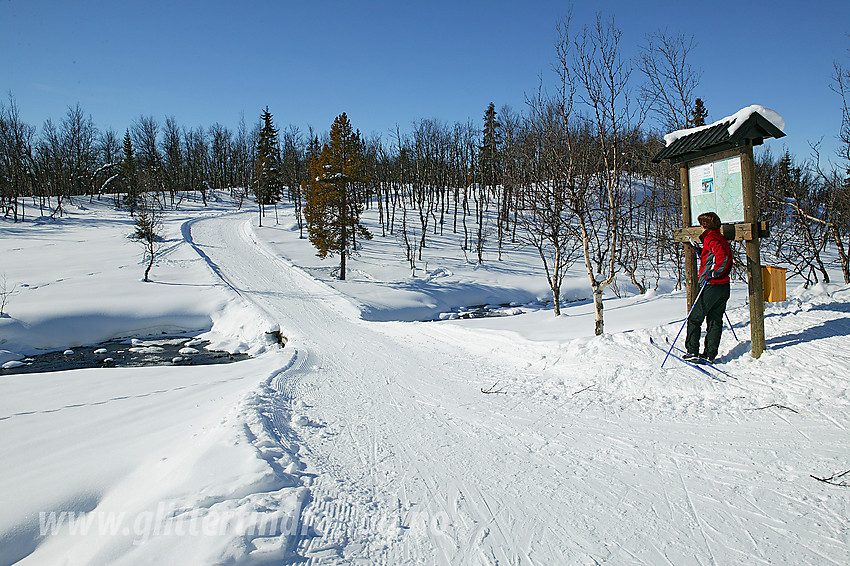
740, 142, 766, 358
680, 163, 698, 311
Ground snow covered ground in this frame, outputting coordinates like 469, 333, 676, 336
1, 196, 849, 565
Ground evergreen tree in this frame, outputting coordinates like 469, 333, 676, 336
253, 107, 282, 226
121, 129, 139, 212
475, 102, 501, 263
303, 113, 371, 280
691, 98, 708, 127
480, 102, 501, 189
779, 150, 795, 182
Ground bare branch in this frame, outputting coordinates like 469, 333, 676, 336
811, 469, 850, 487
572, 384, 597, 396
745, 403, 801, 414
481, 381, 508, 395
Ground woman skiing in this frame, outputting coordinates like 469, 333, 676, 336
685, 211, 733, 362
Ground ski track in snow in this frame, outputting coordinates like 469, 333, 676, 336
184, 212, 850, 565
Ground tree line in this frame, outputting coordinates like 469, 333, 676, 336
2, 14, 848, 334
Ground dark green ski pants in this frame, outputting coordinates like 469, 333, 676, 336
685, 282, 730, 359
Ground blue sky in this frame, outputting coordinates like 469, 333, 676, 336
1, 0, 848, 163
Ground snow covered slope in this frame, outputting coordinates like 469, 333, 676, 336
2, 200, 849, 565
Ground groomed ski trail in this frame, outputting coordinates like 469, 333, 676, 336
189, 212, 850, 565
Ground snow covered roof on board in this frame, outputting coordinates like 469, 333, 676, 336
652, 105, 786, 164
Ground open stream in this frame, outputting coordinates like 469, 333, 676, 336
1, 335, 249, 376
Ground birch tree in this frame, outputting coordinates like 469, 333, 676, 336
572, 14, 644, 334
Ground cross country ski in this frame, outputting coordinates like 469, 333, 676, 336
649, 336, 725, 382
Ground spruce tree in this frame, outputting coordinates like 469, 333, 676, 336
121, 129, 138, 212
303, 113, 371, 280
480, 102, 501, 189
253, 107, 282, 226
691, 98, 708, 127
476, 102, 501, 263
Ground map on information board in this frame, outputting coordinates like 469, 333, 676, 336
688, 155, 744, 226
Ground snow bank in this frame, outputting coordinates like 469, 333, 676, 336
1, 353, 307, 566
0, 197, 276, 360
1, 195, 308, 564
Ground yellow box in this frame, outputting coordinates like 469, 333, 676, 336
762, 265, 787, 302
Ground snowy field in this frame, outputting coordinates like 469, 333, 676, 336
1, 194, 849, 565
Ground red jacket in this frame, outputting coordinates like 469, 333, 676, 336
696, 228, 732, 286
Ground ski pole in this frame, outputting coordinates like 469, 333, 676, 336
724, 311, 739, 341
662, 280, 708, 369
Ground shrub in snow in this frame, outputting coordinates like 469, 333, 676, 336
130, 195, 164, 282
0, 274, 14, 317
